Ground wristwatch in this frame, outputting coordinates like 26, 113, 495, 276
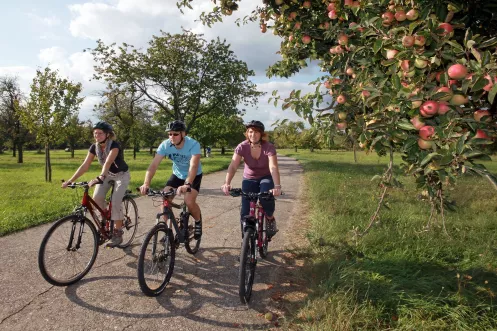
184, 182, 192, 187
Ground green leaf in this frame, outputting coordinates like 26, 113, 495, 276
373, 39, 383, 54
456, 132, 469, 154
463, 151, 492, 161
470, 48, 482, 63
471, 76, 488, 92
480, 37, 497, 48
420, 152, 441, 167
371, 175, 381, 182
392, 74, 400, 90
397, 121, 416, 131
489, 83, 497, 104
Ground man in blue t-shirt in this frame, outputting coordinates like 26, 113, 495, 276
140, 120, 203, 239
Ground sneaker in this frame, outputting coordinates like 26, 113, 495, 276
194, 221, 202, 240
266, 218, 279, 238
106, 229, 123, 248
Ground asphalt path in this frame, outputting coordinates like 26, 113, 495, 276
0, 155, 306, 331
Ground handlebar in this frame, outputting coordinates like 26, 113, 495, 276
62, 180, 89, 189
136, 187, 191, 197
229, 188, 277, 201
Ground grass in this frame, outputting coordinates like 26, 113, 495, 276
278, 149, 497, 330
0, 149, 232, 236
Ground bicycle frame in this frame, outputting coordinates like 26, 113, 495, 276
151, 189, 190, 244
245, 199, 267, 250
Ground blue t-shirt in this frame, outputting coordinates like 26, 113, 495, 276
156, 136, 203, 179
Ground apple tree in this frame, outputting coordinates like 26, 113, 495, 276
180, 0, 497, 232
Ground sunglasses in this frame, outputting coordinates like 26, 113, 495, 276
168, 133, 180, 136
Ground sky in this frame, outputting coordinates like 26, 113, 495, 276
0, 0, 323, 130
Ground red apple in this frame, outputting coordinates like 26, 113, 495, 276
327, 3, 336, 11
382, 12, 395, 24
294, 22, 302, 30
361, 90, 371, 97
406, 9, 419, 20
483, 75, 494, 92
328, 10, 337, 19
449, 94, 468, 106
475, 129, 490, 140
338, 34, 349, 45
402, 35, 415, 47
332, 78, 342, 85
419, 125, 435, 140
346, 67, 354, 75
420, 100, 439, 117
437, 86, 453, 101
386, 49, 399, 59
275, 0, 284, 5
438, 23, 453, 36
323, 80, 331, 89
303, 1, 311, 9
344, 0, 353, 6
418, 138, 433, 149
448, 64, 468, 80
437, 101, 450, 115
302, 35, 312, 44
410, 116, 425, 129
336, 122, 347, 130
414, 35, 426, 47
336, 94, 347, 104
400, 60, 410, 72
260, 24, 267, 33
395, 10, 406, 21
289, 12, 297, 20
474, 109, 491, 122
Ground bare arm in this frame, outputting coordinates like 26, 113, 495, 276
62, 152, 95, 188
268, 155, 282, 196
140, 153, 165, 194
221, 153, 242, 195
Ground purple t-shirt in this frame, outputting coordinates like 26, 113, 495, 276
235, 140, 276, 179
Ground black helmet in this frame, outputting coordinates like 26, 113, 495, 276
93, 121, 113, 133
167, 120, 186, 132
245, 120, 265, 132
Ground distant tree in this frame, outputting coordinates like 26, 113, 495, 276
0, 76, 28, 163
89, 30, 263, 132
63, 115, 88, 158
272, 120, 305, 151
140, 120, 166, 155
94, 84, 152, 159
20, 67, 83, 182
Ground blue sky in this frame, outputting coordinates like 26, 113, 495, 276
0, 0, 323, 129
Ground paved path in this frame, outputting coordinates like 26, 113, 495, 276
0, 156, 305, 331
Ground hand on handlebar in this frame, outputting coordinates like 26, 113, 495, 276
270, 187, 282, 196
61, 180, 71, 189
221, 183, 231, 196
139, 184, 150, 196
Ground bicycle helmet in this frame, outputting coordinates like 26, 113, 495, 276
245, 120, 265, 132
93, 121, 113, 133
167, 120, 186, 132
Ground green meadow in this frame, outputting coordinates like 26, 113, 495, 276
0, 149, 232, 236
278, 149, 497, 330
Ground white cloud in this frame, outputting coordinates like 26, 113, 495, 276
26, 12, 61, 27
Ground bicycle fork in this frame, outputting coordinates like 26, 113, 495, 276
68, 218, 85, 251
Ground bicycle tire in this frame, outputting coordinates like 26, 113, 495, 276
118, 196, 138, 248
184, 212, 201, 254
38, 215, 99, 286
239, 228, 256, 304
137, 224, 175, 296
258, 215, 269, 258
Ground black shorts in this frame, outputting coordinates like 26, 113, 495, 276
166, 173, 203, 193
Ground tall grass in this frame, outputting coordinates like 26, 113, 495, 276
0, 149, 232, 236
280, 149, 497, 330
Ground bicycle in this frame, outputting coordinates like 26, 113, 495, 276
38, 180, 138, 286
137, 188, 201, 296
229, 188, 275, 304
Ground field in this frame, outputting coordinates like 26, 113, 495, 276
0, 149, 232, 236
278, 149, 497, 330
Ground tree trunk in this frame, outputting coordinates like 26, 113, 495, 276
294, 145, 297, 152
133, 144, 137, 160
17, 144, 23, 163
149, 146, 153, 155
353, 142, 357, 163
45, 144, 52, 182
221, 146, 225, 155
12, 142, 16, 157
310, 147, 314, 152
71, 148, 75, 158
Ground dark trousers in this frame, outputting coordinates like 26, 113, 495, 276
240, 175, 275, 223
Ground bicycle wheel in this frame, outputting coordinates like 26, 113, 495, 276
239, 228, 256, 304
258, 215, 269, 258
118, 196, 138, 248
38, 215, 99, 286
184, 212, 201, 254
137, 224, 175, 296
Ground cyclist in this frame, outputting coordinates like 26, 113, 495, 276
62, 121, 130, 247
139, 120, 203, 239
221, 120, 281, 239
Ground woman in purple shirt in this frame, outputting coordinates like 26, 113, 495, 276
221, 120, 282, 238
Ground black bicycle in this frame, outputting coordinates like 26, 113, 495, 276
137, 188, 201, 296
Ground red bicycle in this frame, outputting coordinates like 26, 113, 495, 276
38, 180, 138, 286
229, 188, 275, 304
